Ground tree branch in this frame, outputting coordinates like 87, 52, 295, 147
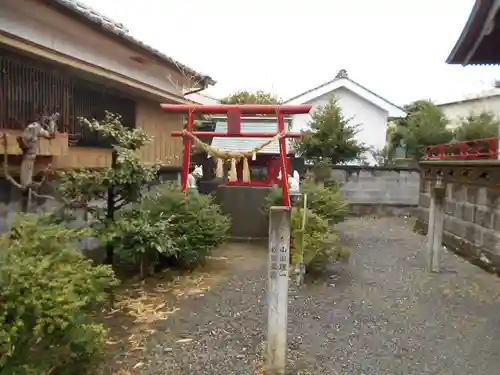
2, 134, 24, 190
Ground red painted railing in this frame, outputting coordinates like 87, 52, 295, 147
423, 137, 500, 160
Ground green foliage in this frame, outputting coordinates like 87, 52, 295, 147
264, 177, 349, 225
98, 208, 179, 277
220, 90, 282, 105
391, 100, 453, 160
454, 112, 500, 141
294, 96, 368, 168
291, 208, 350, 274
58, 111, 157, 219
300, 178, 349, 224
0, 214, 118, 375
55, 111, 230, 276
141, 184, 230, 269
263, 187, 284, 212
264, 178, 350, 274
56, 111, 161, 267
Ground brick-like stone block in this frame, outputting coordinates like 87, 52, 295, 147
419, 193, 430, 208
462, 203, 476, 222
444, 216, 467, 238
445, 200, 456, 215
465, 223, 484, 246
474, 207, 493, 228
482, 230, 500, 255
450, 184, 466, 202
466, 186, 479, 204
453, 202, 465, 220
493, 211, 500, 231
486, 190, 500, 209
476, 187, 488, 207
420, 180, 430, 194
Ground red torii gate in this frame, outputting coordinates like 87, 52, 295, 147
160, 104, 312, 206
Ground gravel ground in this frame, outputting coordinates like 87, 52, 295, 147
135, 217, 500, 375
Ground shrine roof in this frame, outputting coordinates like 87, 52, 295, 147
211, 120, 294, 155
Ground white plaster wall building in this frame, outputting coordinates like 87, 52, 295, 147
186, 92, 220, 105
437, 94, 500, 130
285, 70, 406, 165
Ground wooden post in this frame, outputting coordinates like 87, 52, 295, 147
267, 206, 291, 375
295, 194, 307, 286
426, 185, 436, 271
427, 180, 445, 272
180, 110, 194, 194
498, 122, 500, 159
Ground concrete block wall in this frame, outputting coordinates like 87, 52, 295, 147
328, 166, 421, 216
415, 180, 500, 273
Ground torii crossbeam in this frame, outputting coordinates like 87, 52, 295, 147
160, 104, 312, 206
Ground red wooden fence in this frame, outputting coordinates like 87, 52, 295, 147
423, 137, 500, 160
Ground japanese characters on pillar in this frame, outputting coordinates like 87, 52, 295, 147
269, 237, 291, 279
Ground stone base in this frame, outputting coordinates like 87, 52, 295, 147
414, 218, 500, 276
214, 185, 272, 239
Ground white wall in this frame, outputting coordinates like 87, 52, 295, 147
292, 87, 389, 164
438, 96, 500, 130
0, 0, 184, 96
186, 92, 220, 104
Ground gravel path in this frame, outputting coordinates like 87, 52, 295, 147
136, 217, 500, 375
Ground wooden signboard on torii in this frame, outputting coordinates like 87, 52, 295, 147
160, 104, 312, 206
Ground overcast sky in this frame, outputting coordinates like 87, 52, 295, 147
83, 0, 500, 105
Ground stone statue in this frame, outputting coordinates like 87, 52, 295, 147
277, 169, 301, 194
17, 113, 59, 187
3, 112, 60, 211
187, 165, 203, 189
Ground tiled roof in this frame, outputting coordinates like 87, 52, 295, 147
285, 69, 404, 116
211, 120, 294, 155
47, 0, 215, 85
446, 0, 497, 65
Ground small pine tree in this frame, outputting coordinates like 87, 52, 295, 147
294, 96, 367, 173
57, 111, 158, 264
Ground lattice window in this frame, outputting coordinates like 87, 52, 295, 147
0, 47, 136, 148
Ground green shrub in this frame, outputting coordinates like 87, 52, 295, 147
263, 186, 284, 212
291, 208, 350, 274
98, 208, 180, 278
264, 178, 350, 274
300, 178, 349, 224
0, 214, 118, 375
141, 183, 230, 269
264, 177, 349, 224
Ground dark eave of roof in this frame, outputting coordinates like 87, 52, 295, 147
42, 0, 216, 86
446, 0, 500, 65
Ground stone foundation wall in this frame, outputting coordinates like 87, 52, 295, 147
415, 180, 500, 273
328, 166, 421, 216
214, 185, 271, 240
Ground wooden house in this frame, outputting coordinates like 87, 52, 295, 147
0, 0, 215, 178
